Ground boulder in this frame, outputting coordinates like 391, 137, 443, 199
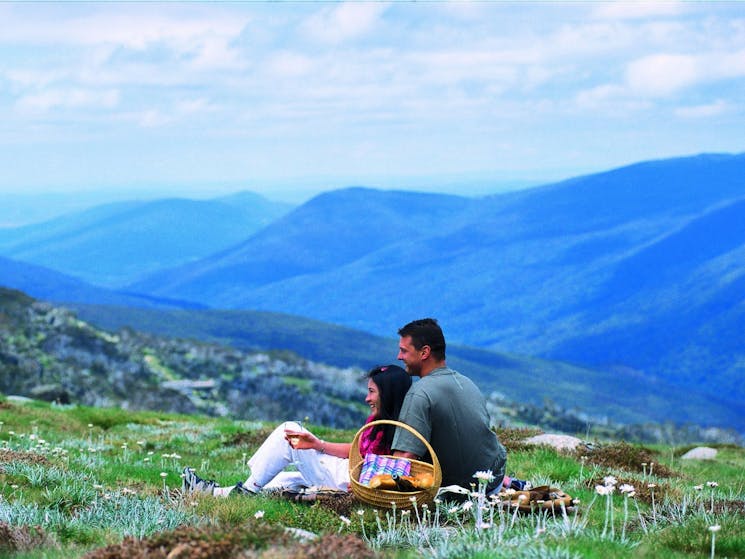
681, 447, 717, 460
524, 433, 585, 451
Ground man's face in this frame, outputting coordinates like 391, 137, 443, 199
397, 335, 424, 377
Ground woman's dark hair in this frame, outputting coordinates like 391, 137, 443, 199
366, 364, 412, 449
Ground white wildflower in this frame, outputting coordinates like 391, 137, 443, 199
595, 485, 611, 496
603, 475, 618, 486
254, 510, 265, 519
619, 484, 635, 494
474, 470, 495, 482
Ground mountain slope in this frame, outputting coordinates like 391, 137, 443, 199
130, 187, 477, 297
0, 255, 203, 310
0, 287, 367, 428
0, 192, 292, 288
4, 153, 744, 433
121, 153, 745, 423
67, 303, 745, 433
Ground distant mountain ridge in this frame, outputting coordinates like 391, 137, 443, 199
0, 255, 204, 310
0, 192, 292, 288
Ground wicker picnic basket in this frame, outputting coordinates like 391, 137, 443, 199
348, 419, 442, 510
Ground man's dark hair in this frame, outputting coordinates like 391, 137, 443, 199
398, 318, 446, 361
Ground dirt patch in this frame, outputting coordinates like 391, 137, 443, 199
82, 522, 378, 559
713, 499, 745, 515
0, 521, 54, 554
576, 441, 678, 478
0, 449, 52, 467
494, 427, 543, 452
83, 521, 292, 559
312, 492, 357, 517
288, 534, 377, 559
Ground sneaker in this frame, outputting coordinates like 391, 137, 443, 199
231, 480, 257, 496
182, 466, 219, 495
510, 478, 529, 491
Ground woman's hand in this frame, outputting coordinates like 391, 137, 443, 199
284, 429, 321, 451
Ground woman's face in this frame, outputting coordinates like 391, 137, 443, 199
365, 378, 382, 418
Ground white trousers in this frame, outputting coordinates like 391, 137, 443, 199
215, 421, 350, 496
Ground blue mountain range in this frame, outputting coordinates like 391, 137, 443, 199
1, 152, 744, 432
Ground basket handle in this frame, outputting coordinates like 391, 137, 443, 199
349, 419, 441, 475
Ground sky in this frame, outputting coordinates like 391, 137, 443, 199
1, 1, 744, 203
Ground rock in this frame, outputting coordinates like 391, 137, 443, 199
681, 447, 717, 460
524, 433, 585, 451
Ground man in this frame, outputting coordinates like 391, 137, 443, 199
392, 318, 507, 493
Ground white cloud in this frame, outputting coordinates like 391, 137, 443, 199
626, 53, 700, 96
302, 2, 388, 44
16, 88, 119, 113
0, 8, 249, 72
711, 49, 745, 80
175, 98, 218, 116
137, 109, 171, 128
591, 1, 684, 20
625, 48, 745, 97
1, 2, 744, 191
267, 51, 316, 78
675, 100, 730, 118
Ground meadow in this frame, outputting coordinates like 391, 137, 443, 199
0, 396, 743, 558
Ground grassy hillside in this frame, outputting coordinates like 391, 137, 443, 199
0, 397, 743, 558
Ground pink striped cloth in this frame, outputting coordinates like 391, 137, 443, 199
358, 453, 411, 486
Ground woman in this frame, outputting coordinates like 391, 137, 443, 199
183, 364, 411, 496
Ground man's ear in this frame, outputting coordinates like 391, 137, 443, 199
420, 345, 431, 360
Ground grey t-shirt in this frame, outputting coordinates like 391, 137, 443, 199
392, 366, 507, 488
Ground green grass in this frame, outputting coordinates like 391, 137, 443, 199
0, 397, 743, 558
